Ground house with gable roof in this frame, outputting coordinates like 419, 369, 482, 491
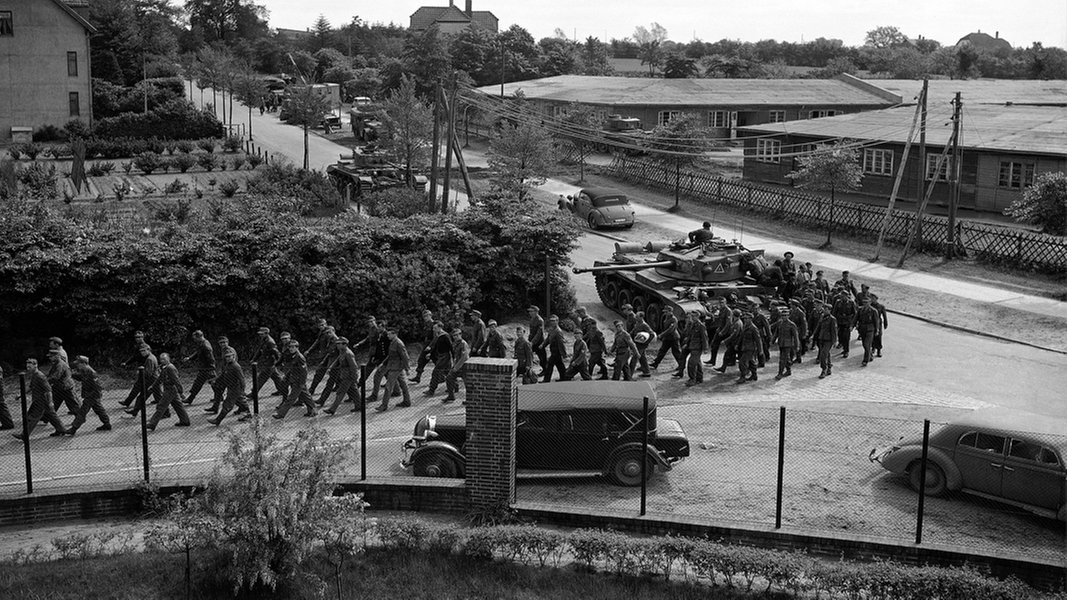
410, 0, 498, 35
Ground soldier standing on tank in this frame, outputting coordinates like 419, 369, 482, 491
47, 348, 80, 415
856, 296, 882, 366
586, 321, 609, 380
409, 310, 435, 384
610, 320, 637, 381
813, 304, 838, 379
627, 311, 654, 378
513, 327, 536, 384
650, 311, 682, 371
684, 312, 709, 387
527, 306, 547, 376
425, 322, 453, 397
13, 358, 68, 439
479, 319, 507, 358
469, 310, 487, 357
147, 353, 190, 430
67, 356, 111, 434
562, 329, 591, 381
181, 330, 215, 405
541, 316, 568, 383
773, 308, 800, 379
274, 339, 317, 418
735, 313, 763, 384
871, 294, 888, 358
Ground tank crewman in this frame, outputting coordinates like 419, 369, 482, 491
610, 320, 638, 381
760, 260, 784, 291
251, 327, 284, 397
324, 337, 359, 415
444, 328, 468, 403
704, 297, 729, 366
409, 310, 436, 385
47, 348, 80, 415
735, 313, 763, 384
68, 356, 111, 433
835, 270, 860, 299
714, 310, 743, 373
469, 310, 487, 357
831, 289, 857, 357
13, 358, 68, 439
274, 339, 317, 418
562, 329, 591, 381
855, 296, 883, 366
513, 326, 536, 384
750, 305, 772, 368
541, 316, 568, 383
47, 337, 69, 364
378, 327, 413, 410
684, 311, 709, 387
813, 304, 838, 379
0, 366, 13, 430
208, 348, 250, 425
527, 306, 547, 376
479, 320, 507, 358
688, 221, 715, 246
789, 299, 809, 362
871, 294, 888, 358
306, 320, 338, 394
650, 310, 682, 371
627, 311, 654, 378
147, 353, 190, 430
780, 251, 798, 280
182, 330, 216, 405
773, 308, 800, 379
206, 336, 236, 414
586, 321, 609, 380
425, 322, 453, 397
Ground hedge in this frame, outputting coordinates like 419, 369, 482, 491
93, 99, 224, 141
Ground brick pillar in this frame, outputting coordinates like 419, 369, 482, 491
463, 357, 516, 509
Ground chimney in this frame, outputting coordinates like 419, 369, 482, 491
466, 0, 473, 16
449, 0, 454, 6
995, 31, 999, 39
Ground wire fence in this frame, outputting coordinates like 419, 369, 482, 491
606, 156, 1067, 272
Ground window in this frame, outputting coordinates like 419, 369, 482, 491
755, 139, 781, 163
69, 92, 80, 117
925, 154, 952, 181
657, 111, 679, 126
998, 161, 1035, 189
517, 412, 558, 430
808, 109, 836, 119
708, 110, 729, 128
769, 110, 786, 123
67, 52, 78, 77
958, 431, 1006, 453
863, 149, 894, 176
1009, 439, 1059, 464
0, 11, 12, 36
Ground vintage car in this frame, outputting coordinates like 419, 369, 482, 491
870, 408, 1067, 521
402, 381, 689, 486
560, 187, 636, 230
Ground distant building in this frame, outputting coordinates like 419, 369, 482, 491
956, 30, 1013, 53
275, 27, 314, 43
410, 0, 498, 35
0, 0, 95, 142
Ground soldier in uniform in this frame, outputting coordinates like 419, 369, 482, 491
705, 297, 730, 366
527, 306, 547, 376
813, 304, 839, 379
445, 328, 468, 403
147, 353, 190, 430
206, 336, 235, 414
125, 344, 159, 418
541, 316, 568, 383
788, 299, 809, 362
562, 328, 591, 381
586, 321, 609, 380
773, 308, 800, 379
750, 305, 772, 368
410, 310, 435, 384
118, 332, 147, 409
324, 337, 359, 415
274, 339, 317, 418
871, 294, 888, 357
684, 311, 709, 387
377, 327, 413, 410
513, 327, 536, 384
68, 356, 111, 433
306, 320, 338, 394
0, 366, 13, 430
688, 221, 715, 245
812, 271, 831, 299
251, 327, 284, 397
13, 358, 68, 439
628, 311, 654, 378
47, 337, 69, 364
47, 349, 80, 415
650, 310, 682, 371
208, 348, 250, 425
714, 310, 743, 373
425, 322, 453, 397
735, 313, 764, 383
835, 270, 860, 299
181, 330, 215, 405
479, 320, 507, 358
610, 320, 637, 381
855, 296, 883, 366
832, 289, 857, 357
469, 310, 487, 357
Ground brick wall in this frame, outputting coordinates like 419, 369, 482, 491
462, 358, 516, 510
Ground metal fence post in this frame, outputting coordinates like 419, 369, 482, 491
19, 374, 32, 494
640, 395, 649, 516
251, 362, 259, 415
360, 365, 367, 482
775, 406, 786, 529
915, 419, 931, 545
139, 368, 150, 483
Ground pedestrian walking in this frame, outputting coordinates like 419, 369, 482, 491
377, 327, 413, 411
856, 296, 882, 366
469, 310, 487, 356
610, 320, 637, 381
206, 336, 235, 414
705, 298, 730, 366
124, 344, 159, 418
251, 327, 284, 397
628, 311, 654, 378
424, 322, 453, 397
832, 289, 857, 357
119, 331, 147, 408
586, 321, 609, 380
324, 337, 359, 415
47, 349, 80, 415
714, 310, 743, 373
67, 356, 111, 433
47, 337, 69, 364
181, 330, 216, 405
306, 320, 338, 394
147, 353, 190, 430
735, 313, 763, 383
813, 304, 838, 379
273, 339, 317, 418
207, 348, 250, 425
0, 366, 13, 430
750, 307, 772, 368
528, 306, 548, 376
541, 316, 567, 383
410, 310, 435, 384
789, 299, 808, 361
363, 319, 392, 404
835, 270, 860, 299
773, 309, 800, 379
650, 311, 682, 371
562, 329, 591, 381
444, 328, 468, 403
871, 294, 888, 357
684, 312, 709, 387
13, 358, 68, 439
514, 327, 537, 384
478, 320, 507, 358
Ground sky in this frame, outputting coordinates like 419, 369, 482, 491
255, 0, 1067, 49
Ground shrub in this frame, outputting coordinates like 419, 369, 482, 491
230, 157, 246, 171
144, 138, 166, 155
175, 140, 194, 154
33, 124, 66, 143
219, 180, 240, 198
93, 99, 223, 140
171, 153, 197, 173
15, 163, 58, 199
197, 139, 216, 153
48, 143, 72, 159
22, 143, 43, 160
86, 161, 115, 177
133, 152, 164, 175
63, 119, 92, 140
120, 160, 133, 174
197, 153, 219, 172
223, 134, 243, 153
163, 179, 188, 195
246, 154, 264, 169
364, 187, 428, 219
7, 145, 21, 160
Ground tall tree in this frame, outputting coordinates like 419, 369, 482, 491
488, 118, 557, 201
232, 64, 268, 140
646, 112, 709, 210
557, 103, 600, 182
578, 37, 613, 76
401, 26, 452, 99
787, 141, 864, 248
864, 25, 910, 49
538, 37, 578, 76
450, 26, 497, 85
285, 84, 332, 170
499, 25, 543, 82
379, 77, 433, 188
90, 0, 181, 86
663, 53, 698, 78
184, 0, 269, 47
633, 22, 668, 76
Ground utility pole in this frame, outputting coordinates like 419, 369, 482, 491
872, 81, 924, 262
499, 40, 506, 99
428, 82, 442, 212
916, 79, 928, 244
440, 78, 457, 214
143, 55, 148, 114
945, 91, 963, 259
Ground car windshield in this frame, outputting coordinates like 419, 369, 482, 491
591, 195, 628, 208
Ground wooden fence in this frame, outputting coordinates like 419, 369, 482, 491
607, 157, 1067, 272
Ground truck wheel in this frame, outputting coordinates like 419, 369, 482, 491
413, 453, 463, 478
608, 450, 654, 486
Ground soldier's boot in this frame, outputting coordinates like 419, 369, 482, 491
208, 408, 231, 426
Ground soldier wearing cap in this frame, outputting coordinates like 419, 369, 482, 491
424, 321, 453, 397
562, 328, 591, 381
68, 356, 111, 433
307, 320, 339, 394
119, 331, 147, 407
705, 297, 730, 366
513, 326, 536, 384
274, 339, 316, 419
855, 296, 882, 366
410, 310, 436, 384
835, 270, 859, 299
364, 319, 393, 405
13, 358, 68, 439
147, 353, 190, 430
469, 310, 487, 357
610, 320, 638, 381
275, 332, 294, 398
125, 344, 161, 418
813, 271, 830, 298
855, 283, 872, 305
377, 327, 413, 410
324, 337, 359, 415
684, 311, 709, 386
208, 348, 250, 425
813, 303, 838, 379
181, 330, 216, 405
47, 337, 68, 364
586, 320, 609, 380
627, 311, 654, 378
479, 319, 507, 358
735, 313, 763, 384
47, 348, 80, 415
206, 336, 236, 414
541, 315, 567, 383
688, 221, 715, 246
527, 306, 547, 376
749, 305, 772, 368
444, 328, 469, 403
650, 310, 682, 372
714, 309, 743, 373
831, 288, 857, 357
871, 294, 888, 358
0, 365, 13, 430
773, 308, 800, 379
251, 327, 284, 397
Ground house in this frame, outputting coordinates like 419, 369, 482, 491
477, 74, 902, 139
0, 0, 95, 142
956, 30, 1012, 54
410, 0, 498, 35
738, 101, 1067, 215
275, 28, 314, 43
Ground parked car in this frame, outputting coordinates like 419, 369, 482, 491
402, 381, 689, 486
560, 187, 636, 230
869, 408, 1067, 521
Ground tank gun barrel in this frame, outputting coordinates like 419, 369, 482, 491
573, 260, 675, 274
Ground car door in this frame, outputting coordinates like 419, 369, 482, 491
1001, 438, 1065, 511
516, 411, 561, 470
952, 431, 1007, 496
553, 410, 614, 470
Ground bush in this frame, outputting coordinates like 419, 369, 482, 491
163, 179, 188, 195
197, 139, 216, 153
171, 153, 196, 173
120, 160, 133, 174
22, 143, 43, 160
223, 135, 242, 153
6, 146, 21, 160
175, 140, 194, 154
87, 161, 115, 177
47, 143, 72, 159
219, 180, 240, 198
245, 163, 342, 211
246, 154, 264, 169
133, 152, 164, 175
13, 163, 58, 199
197, 153, 219, 172
33, 124, 66, 143
364, 187, 428, 218
63, 119, 92, 140
230, 157, 246, 171
93, 99, 223, 140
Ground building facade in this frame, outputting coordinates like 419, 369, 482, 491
410, 1, 498, 35
0, 0, 94, 142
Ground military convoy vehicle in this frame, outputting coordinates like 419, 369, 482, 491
325, 145, 427, 199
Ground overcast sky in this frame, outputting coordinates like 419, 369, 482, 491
255, 0, 1067, 49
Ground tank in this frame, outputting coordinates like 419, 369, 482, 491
326, 146, 428, 198
572, 238, 774, 330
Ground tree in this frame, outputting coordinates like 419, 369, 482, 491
312, 14, 332, 50
232, 64, 268, 139
538, 36, 578, 77
633, 22, 668, 76
557, 103, 600, 182
663, 53, 698, 78
317, 494, 374, 600
379, 76, 433, 188
450, 26, 497, 85
578, 37, 613, 76
90, 0, 181, 86
488, 117, 557, 201
1004, 171, 1067, 235
787, 141, 864, 248
864, 26, 910, 49
184, 0, 269, 47
285, 84, 333, 170
499, 25, 543, 82
646, 112, 710, 210
402, 26, 452, 99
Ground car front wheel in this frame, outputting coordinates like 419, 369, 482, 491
908, 461, 947, 497
588, 213, 599, 230
413, 453, 463, 478
608, 450, 653, 486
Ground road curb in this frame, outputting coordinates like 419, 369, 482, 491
886, 308, 1067, 355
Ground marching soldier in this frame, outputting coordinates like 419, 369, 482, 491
68, 356, 111, 433
182, 330, 215, 405
13, 358, 68, 439
274, 339, 317, 418
586, 321, 609, 380
650, 310, 682, 372
541, 316, 567, 383
147, 353, 190, 430
856, 296, 883, 366
513, 326, 536, 384
206, 336, 235, 414
424, 321, 453, 397
628, 311, 654, 378
562, 329, 591, 381
445, 328, 469, 403
208, 348, 250, 425
409, 310, 435, 385
47, 337, 69, 363
125, 344, 159, 418
735, 313, 763, 383
479, 320, 507, 358
832, 289, 857, 357
773, 308, 800, 379
324, 337, 359, 415
251, 327, 284, 397
684, 311, 709, 387
47, 348, 80, 415
469, 310, 487, 356
119, 331, 147, 408
377, 327, 413, 410
307, 320, 338, 394
813, 304, 838, 379
871, 294, 889, 358
610, 320, 638, 381
528, 306, 547, 376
